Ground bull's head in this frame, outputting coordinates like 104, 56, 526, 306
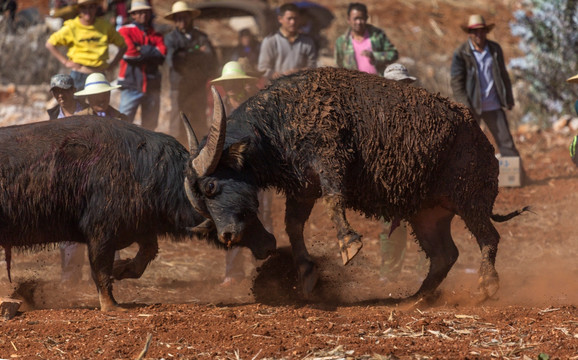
181, 87, 276, 260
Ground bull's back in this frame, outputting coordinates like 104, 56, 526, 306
0, 116, 191, 247
239, 68, 487, 218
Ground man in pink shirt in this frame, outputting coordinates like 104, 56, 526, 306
334, 2, 398, 75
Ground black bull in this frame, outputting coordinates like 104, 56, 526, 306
184, 67, 527, 301
0, 116, 274, 311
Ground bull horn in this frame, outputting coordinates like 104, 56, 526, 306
187, 218, 215, 234
181, 112, 199, 154
191, 86, 227, 177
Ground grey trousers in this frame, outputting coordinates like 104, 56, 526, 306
474, 109, 520, 157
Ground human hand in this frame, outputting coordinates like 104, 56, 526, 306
361, 50, 375, 64
64, 59, 80, 70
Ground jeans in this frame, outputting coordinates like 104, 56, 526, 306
70, 71, 89, 91
475, 109, 520, 157
120, 88, 161, 130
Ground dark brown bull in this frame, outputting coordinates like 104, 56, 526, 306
0, 116, 274, 311
184, 68, 527, 301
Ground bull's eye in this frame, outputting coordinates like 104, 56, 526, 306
204, 180, 218, 197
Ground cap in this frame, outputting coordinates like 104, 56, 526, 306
50, 74, 74, 91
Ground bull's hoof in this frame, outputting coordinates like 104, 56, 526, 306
112, 259, 135, 280
298, 261, 319, 299
98, 295, 126, 312
477, 274, 500, 300
339, 235, 363, 265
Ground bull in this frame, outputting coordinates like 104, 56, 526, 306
0, 116, 275, 311
183, 67, 527, 301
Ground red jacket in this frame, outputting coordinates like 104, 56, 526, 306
118, 22, 166, 93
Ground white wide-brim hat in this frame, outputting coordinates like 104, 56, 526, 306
129, 1, 152, 13
74, 73, 120, 96
211, 61, 257, 84
164, 1, 201, 21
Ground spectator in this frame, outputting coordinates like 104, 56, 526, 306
46, 74, 88, 284
1, 0, 17, 32
47, 73, 88, 120
258, 2, 317, 81
379, 63, 426, 283
231, 28, 261, 67
334, 2, 398, 75
450, 14, 525, 183
118, 0, 166, 130
210, 61, 273, 286
45, 0, 127, 90
164, 0, 217, 142
74, 72, 127, 121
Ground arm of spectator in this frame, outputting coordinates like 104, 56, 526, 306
450, 50, 472, 108
45, 41, 80, 70
334, 36, 344, 68
371, 30, 398, 69
257, 36, 276, 80
495, 43, 515, 110
107, 26, 127, 69
306, 38, 317, 69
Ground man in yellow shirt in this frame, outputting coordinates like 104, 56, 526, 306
45, 0, 126, 90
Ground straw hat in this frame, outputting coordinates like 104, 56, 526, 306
77, 0, 100, 6
128, 1, 152, 13
74, 73, 120, 96
460, 14, 495, 33
567, 73, 578, 84
211, 61, 257, 84
164, 1, 201, 21
383, 63, 416, 82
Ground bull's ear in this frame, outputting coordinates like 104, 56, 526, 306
224, 138, 251, 171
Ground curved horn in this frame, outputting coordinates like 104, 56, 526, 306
181, 112, 199, 154
187, 218, 215, 235
191, 86, 227, 177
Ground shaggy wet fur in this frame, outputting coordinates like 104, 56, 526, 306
190, 67, 522, 300
228, 68, 498, 221
0, 116, 214, 310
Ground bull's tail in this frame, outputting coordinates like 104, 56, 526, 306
491, 206, 531, 222
2, 245, 11, 282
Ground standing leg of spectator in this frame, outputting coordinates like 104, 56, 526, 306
70, 71, 89, 92
258, 190, 274, 233
140, 89, 161, 131
60, 242, 85, 284
169, 88, 186, 143
480, 109, 520, 157
182, 85, 208, 139
380, 220, 407, 282
120, 88, 144, 123
223, 247, 245, 286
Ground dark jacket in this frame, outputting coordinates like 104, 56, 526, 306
450, 40, 514, 116
164, 27, 217, 90
118, 22, 166, 93
47, 101, 88, 120
75, 105, 128, 121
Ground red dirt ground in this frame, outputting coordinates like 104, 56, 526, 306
1, 0, 577, 359
1, 130, 577, 359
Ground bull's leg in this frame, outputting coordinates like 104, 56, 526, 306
285, 196, 318, 297
112, 237, 158, 280
462, 215, 501, 300
323, 194, 363, 265
409, 206, 457, 299
86, 240, 122, 312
